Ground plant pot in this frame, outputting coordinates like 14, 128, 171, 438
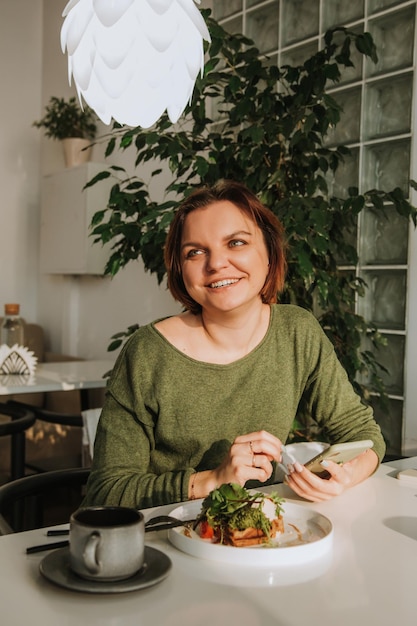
62, 138, 92, 168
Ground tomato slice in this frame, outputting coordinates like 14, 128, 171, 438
199, 520, 214, 539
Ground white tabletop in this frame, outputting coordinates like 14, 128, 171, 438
0, 457, 416, 626
0, 360, 113, 395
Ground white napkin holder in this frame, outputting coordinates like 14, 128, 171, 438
0, 344, 38, 376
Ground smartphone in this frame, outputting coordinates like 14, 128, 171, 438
305, 440, 374, 475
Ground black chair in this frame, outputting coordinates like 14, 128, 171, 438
7, 399, 84, 473
0, 402, 36, 480
7, 399, 83, 427
0, 467, 90, 534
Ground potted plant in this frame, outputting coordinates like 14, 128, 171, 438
33, 96, 97, 167
87, 13, 417, 443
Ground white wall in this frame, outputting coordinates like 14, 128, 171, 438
0, 0, 180, 360
0, 1, 43, 320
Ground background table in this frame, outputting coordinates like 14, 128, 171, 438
0, 360, 113, 477
0, 360, 113, 396
0, 457, 416, 626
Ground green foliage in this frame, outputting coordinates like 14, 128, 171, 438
200, 483, 284, 537
33, 96, 97, 140
106, 323, 140, 352
88, 12, 417, 439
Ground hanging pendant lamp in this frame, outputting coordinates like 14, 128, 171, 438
60, 0, 211, 128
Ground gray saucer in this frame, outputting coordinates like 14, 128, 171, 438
40, 545, 172, 593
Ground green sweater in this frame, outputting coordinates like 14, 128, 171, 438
84, 305, 385, 509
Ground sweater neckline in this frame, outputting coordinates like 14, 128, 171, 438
150, 305, 276, 367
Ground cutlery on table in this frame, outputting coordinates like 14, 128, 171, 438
26, 515, 194, 554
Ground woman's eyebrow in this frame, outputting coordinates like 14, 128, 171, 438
181, 240, 202, 250
226, 230, 253, 239
181, 230, 253, 249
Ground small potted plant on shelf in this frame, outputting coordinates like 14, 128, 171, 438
33, 96, 97, 167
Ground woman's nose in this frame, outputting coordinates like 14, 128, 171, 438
206, 248, 228, 272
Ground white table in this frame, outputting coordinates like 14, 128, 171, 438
0, 457, 416, 626
0, 360, 113, 396
0, 360, 113, 477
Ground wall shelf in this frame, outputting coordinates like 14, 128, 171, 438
40, 163, 112, 275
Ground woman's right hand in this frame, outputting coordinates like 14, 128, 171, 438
190, 430, 284, 499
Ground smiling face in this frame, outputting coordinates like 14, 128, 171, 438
180, 200, 270, 315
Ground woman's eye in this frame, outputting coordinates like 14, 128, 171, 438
186, 249, 204, 258
229, 239, 245, 247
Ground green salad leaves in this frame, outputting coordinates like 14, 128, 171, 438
199, 483, 285, 541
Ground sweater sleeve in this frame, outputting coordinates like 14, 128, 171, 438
83, 337, 195, 510
299, 321, 386, 463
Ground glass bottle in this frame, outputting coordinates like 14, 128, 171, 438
1, 303, 25, 347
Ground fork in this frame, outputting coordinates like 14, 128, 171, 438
143, 515, 195, 532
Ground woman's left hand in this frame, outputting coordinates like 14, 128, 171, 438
285, 449, 379, 502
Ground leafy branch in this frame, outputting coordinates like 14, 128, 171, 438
87, 12, 417, 440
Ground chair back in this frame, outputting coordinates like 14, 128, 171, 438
0, 402, 36, 437
6, 399, 84, 473
0, 467, 90, 534
0, 402, 36, 480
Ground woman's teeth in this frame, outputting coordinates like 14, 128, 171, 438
210, 279, 239, 289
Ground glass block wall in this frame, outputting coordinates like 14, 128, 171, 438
203, 0, 417, 456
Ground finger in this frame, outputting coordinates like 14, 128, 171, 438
285, 470, 334, 501
318, 460, 350, 486
235, 430, 282, 447
286, 479, 334, 502
286, 463, 325, 486
215, 453, 273, 487
250, 456, 274, 482
285, 462, 346, 500
234, 432, 282, 461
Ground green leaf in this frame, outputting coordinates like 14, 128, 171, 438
90, 210, 106, 226
369, 194, 384, 211
120, 134, 133, 148
297, 247, 314, 277
107, 339, 123, 351
105, 137, 116, 157
355, 32, 378, 64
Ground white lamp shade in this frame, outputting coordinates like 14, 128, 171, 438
61, 0, 211, 128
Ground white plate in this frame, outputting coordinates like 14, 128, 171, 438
168, 500, 333, 567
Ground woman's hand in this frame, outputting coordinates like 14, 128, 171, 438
213, 430, 283, 487
284, 448, 379, 502
188, 430, 284, 500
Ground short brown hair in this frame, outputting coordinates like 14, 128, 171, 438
164, 180, 287, 314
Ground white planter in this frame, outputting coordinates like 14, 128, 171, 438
62, 137, 92, 168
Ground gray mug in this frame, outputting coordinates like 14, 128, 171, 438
69, 506, 145, 581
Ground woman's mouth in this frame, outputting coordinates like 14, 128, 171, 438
209, 278, 240, 289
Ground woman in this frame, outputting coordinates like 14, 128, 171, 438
84, 180, 385, 509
